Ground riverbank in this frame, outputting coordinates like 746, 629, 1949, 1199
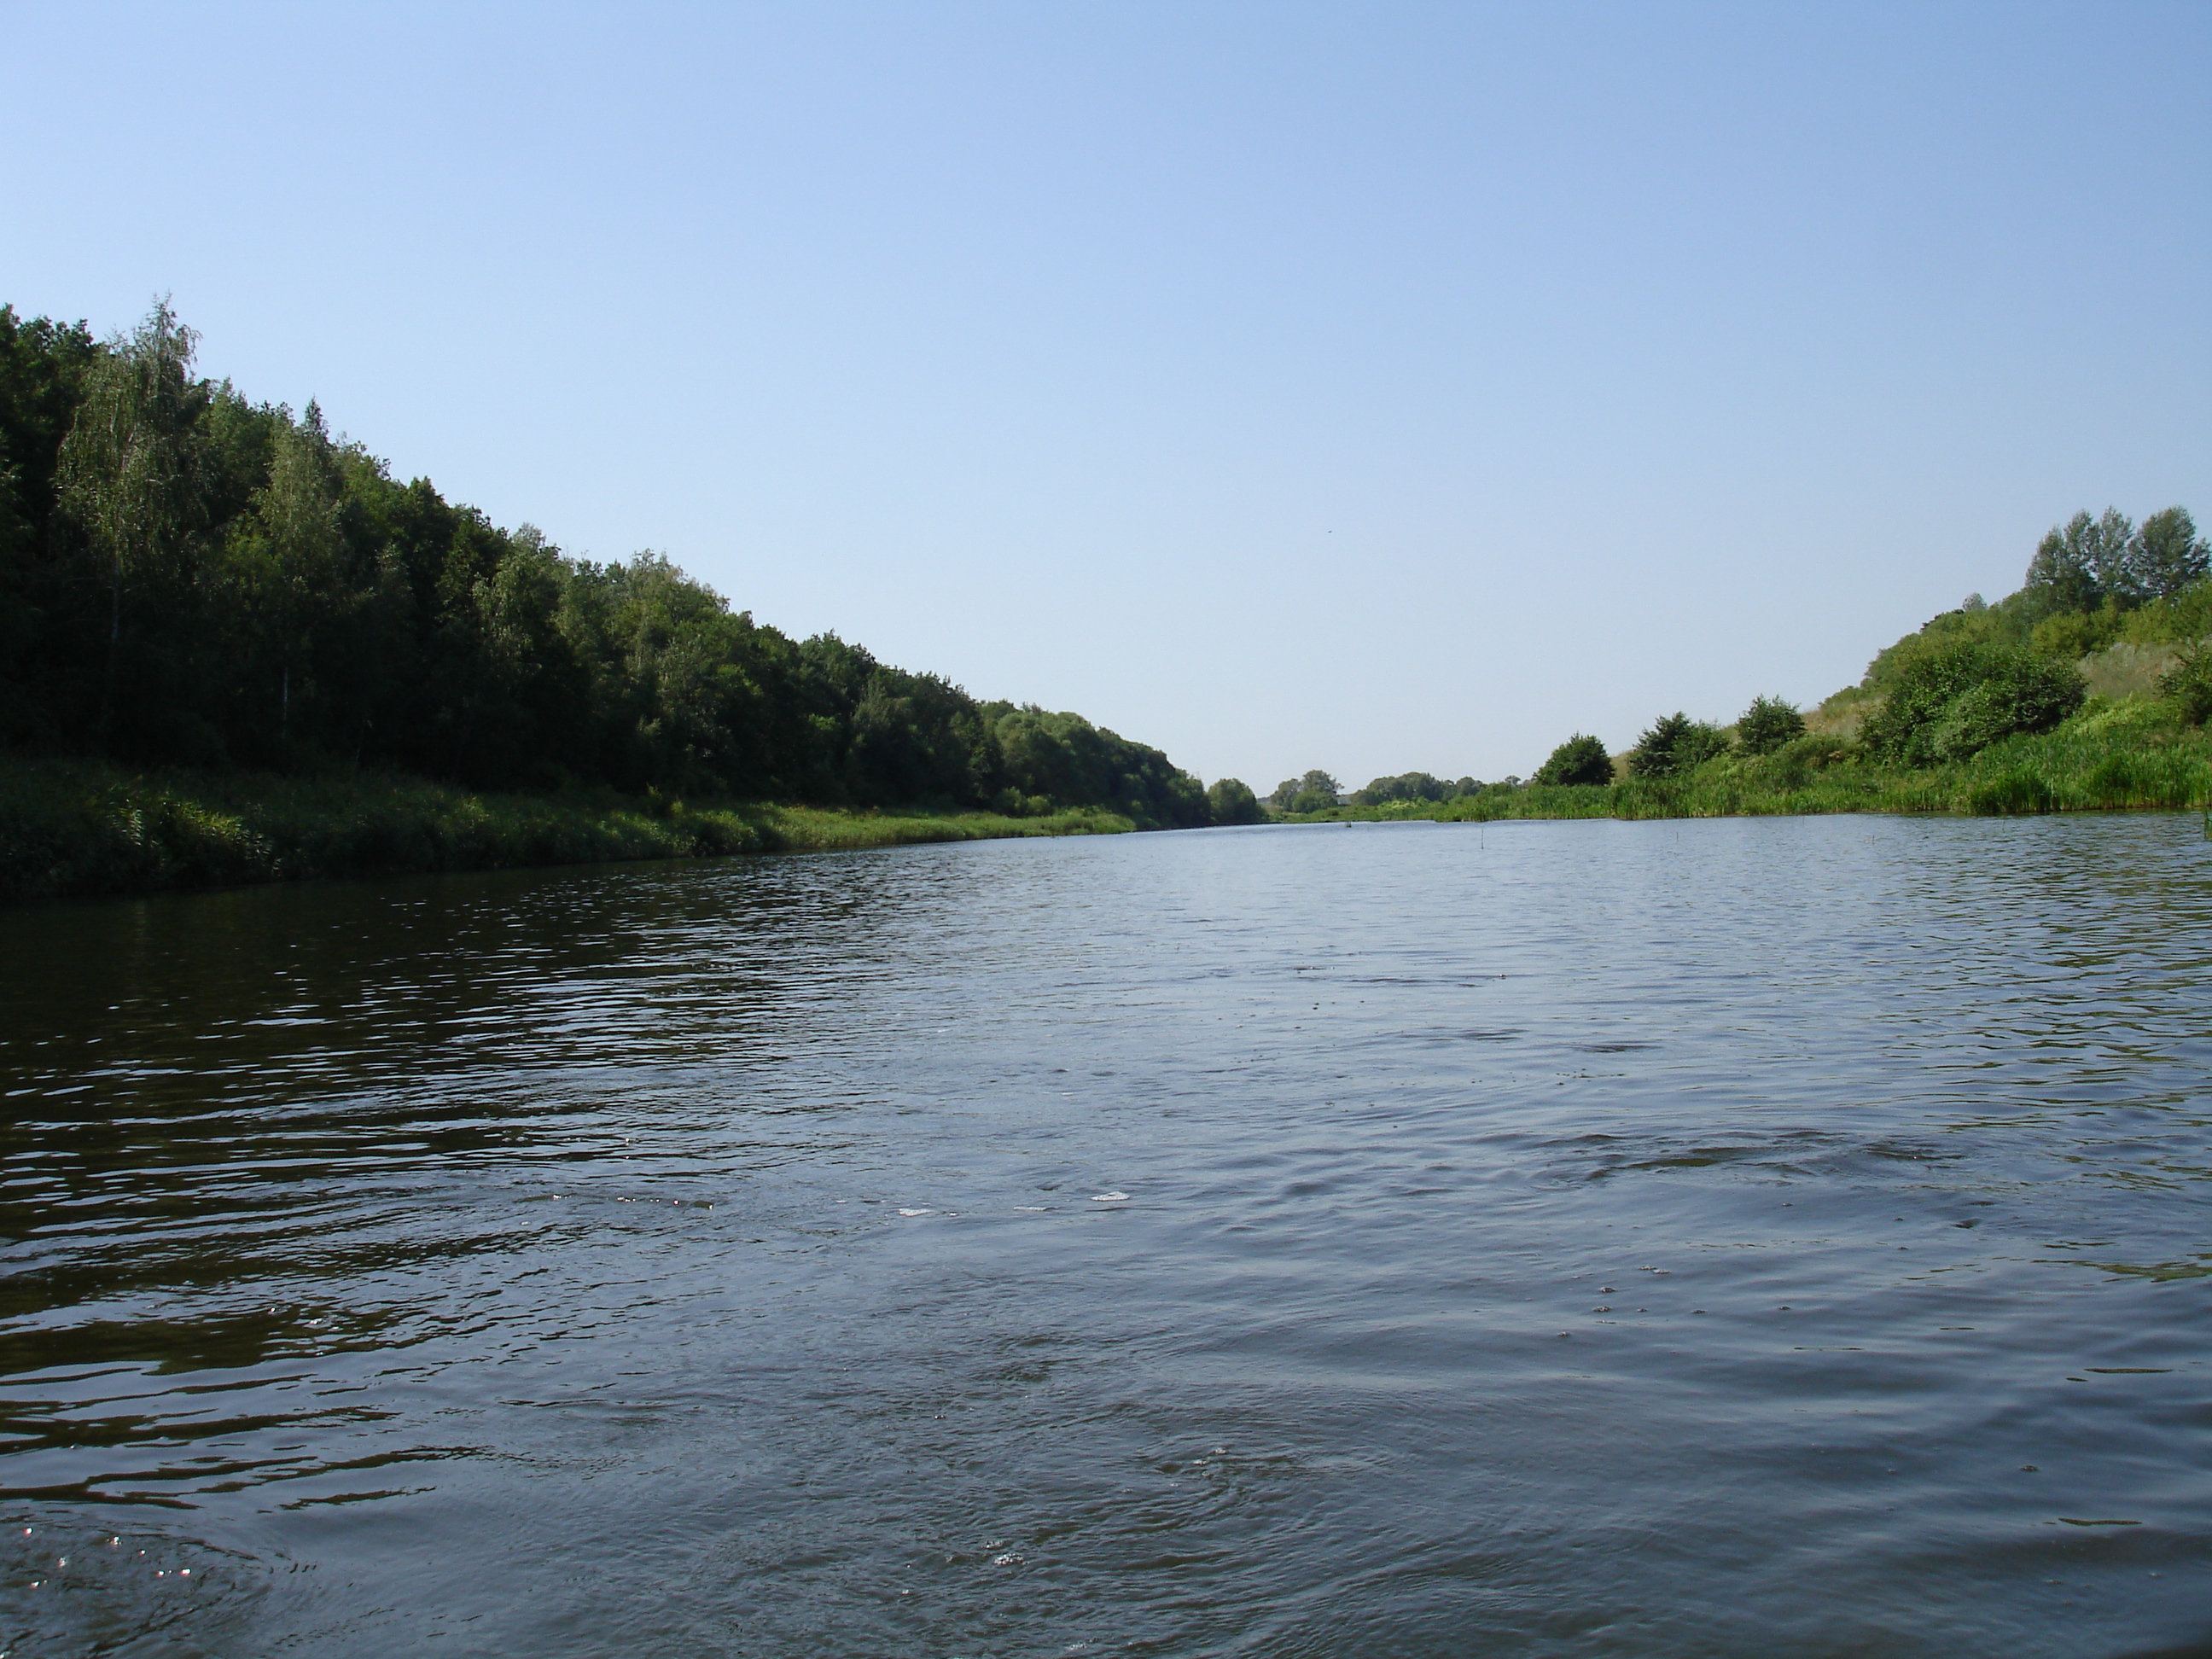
1281, 694, 2212, 824
0, 759, 1136, 904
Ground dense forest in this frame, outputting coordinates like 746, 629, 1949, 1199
0, 301, 1242, 830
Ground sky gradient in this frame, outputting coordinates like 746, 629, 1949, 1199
5, 1, 2206, 788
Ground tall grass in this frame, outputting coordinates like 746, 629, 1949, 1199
0, 759, 1134, 904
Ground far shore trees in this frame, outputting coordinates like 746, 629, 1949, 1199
1271, 770, 1342, 813
1207, 777, 1265, 824
1352, 771, 1477, 806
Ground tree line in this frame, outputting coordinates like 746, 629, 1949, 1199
0, 301, 1260, 829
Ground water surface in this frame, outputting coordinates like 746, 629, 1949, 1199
3, 815, 2208, 1656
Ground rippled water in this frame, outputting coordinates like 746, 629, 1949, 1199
3, 815, 2209, 1657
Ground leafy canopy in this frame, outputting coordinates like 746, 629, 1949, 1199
1206, 777, 1265, 825
1532, 734, 1611, 787
2023, 506, 2208, 614
1860, 641, 2084, 764
1270, 770, 1342, 812
1733, 696, 1804, 755
1352, 771, 1466, 805
1627, 713, 1730, 778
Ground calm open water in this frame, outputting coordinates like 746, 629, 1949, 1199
2, 815, 2208, 1657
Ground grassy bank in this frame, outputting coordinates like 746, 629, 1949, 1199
1281, 694, 2212, 825
0, 759, 1135, 905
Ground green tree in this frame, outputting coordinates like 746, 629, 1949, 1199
2024, 508, 2134, 614
1532, 734, 1611, 786
218, 404, 344, 742
0, 306, 99, 745
54, 299, 209, 743
1207, 777, 1264, 824
1627, 713, 1729, 778
2132, 507, 2209, 600
1270, 769, 1341, 812
1733, 696, 1805, 755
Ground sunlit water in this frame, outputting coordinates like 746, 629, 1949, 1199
2, 815, 2208, 1657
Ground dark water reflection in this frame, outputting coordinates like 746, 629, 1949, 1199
3, 815, 2208, 1656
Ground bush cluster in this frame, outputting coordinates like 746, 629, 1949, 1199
1532, 735, 1610, 787
1860, 642, 2085, 764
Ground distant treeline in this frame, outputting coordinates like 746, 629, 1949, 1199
1275, 505, 2212, 814
0, 301, 1253, 829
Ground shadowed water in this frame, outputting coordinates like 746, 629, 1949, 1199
2, 814, 2207, 1656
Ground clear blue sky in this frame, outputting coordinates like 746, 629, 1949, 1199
5, 2, 2206, 788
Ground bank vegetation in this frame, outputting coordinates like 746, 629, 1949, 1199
1277, 504, 2212, 825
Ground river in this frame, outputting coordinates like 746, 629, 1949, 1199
3, 815, 2207, 1656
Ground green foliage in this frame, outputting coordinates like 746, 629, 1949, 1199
1855, 602, 2024, 697
1627, 713, 1730, 778
1531, 734, 1611, 787
2024, 508, 2133, 614
1270, 770, 1342, 813
1352, 771, 1465, 805
0, 307, 98, 743
1860, 641, 2084, 764
2029, 603, 2126, 661
0, 300, 1213, 829
2132, 507, 2209, 599
2160, 643, 2212, 727
2118, 575, 2212, 648
1293, 695, 2212, 828
0, 757, 1133, 903
1732, 696, 1805, 756
1961, 768, 2055, 815
1206, 777, 1264, 824
2023, 504, 2208, 614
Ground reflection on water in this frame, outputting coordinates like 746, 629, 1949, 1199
3, 814, 2208, 1656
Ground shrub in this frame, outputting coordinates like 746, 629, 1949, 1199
1532, 734, 1613, 787
1206, 777, 1265, 825
1733, 696, 1805, 755
1627, 713, 1731, 778
2160, 642, 2212, 726
1860, 642, 2084, 764
2030, 605, 2124, 661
